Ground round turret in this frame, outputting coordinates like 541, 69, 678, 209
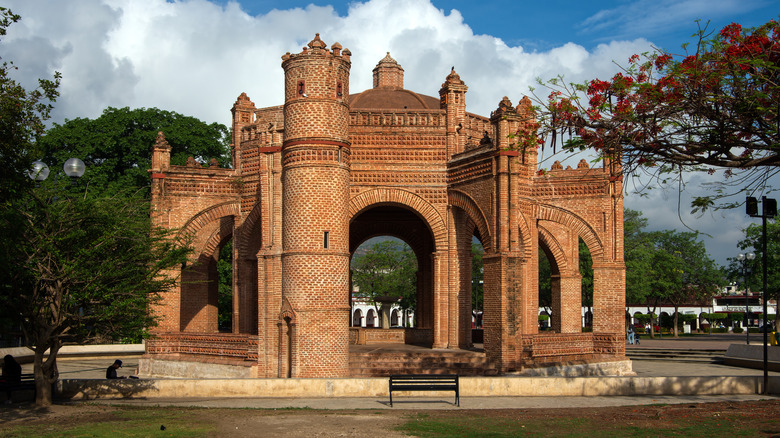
279, 34, 353, 378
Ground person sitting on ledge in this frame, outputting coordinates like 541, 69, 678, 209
106, 359, 126, 379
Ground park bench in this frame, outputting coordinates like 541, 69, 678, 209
388, 374, 459, 407
1, 373, 36, 402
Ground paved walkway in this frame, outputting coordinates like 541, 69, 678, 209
14, 333, 780, 410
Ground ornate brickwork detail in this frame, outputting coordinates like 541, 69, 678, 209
350, 110, 443, 127
350, 146, 446, 161
147, 332, 259, 361
282, 148, 349, 166
448, 159, 492, 185
530, 333, 594, 357
163, 170, 237, 197
351, 171, 444, 185
414, 188, 447, 204
533, 178, 608, 199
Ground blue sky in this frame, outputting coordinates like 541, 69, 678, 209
3, 0, 779, 266
221, 0, 778, 51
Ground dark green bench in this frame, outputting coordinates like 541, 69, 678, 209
389, 374, 459, 407
1, 373, 36, 402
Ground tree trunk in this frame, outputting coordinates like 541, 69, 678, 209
33, 348, 52, 406
673, 308, 679, 338
32, 341, 60, 406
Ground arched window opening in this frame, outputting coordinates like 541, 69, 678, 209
471, 237, 484, 330
350, 236, 417, 328
579, 238, 594, 330
217, 241, 233, 333
353, 309, 363, 327
538, 248, 553, 328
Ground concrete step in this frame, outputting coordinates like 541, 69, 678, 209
626, 348, 725, 363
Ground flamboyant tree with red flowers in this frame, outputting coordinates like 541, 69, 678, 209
527, 19, 780, 211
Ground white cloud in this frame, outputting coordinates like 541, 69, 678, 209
3, 0, 757, 265
3, 0, 653, 126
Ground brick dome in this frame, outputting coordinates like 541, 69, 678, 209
348, 88, 439, 109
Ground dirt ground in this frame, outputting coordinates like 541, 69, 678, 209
2, 399, 780, 437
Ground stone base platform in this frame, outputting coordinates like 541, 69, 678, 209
56, 372, 778, 401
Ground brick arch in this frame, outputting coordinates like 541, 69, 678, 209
200, 215, 235, 260
447, 189, 493, 253
179, 201, 241, 244
349, 188, 447, 251
349, 221, 429, 258
236, 201, 263, 257
535, 204, 604, 261
537, 223, 567, 274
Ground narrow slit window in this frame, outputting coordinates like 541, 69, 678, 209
323, 231, 329, 249
297, 80, 305, 95
336, 82, 343, 97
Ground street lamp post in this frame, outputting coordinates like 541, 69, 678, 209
746, 196, 778, 394
737, 252, 755, 344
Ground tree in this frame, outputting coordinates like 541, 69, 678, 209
579, 239, 593, 320
731, 217, 780, 324
0, 7, 60, 202
37, 107, 230, 195
624, 209, 654, 313
217, 242, 233, 332
538, 249, 552, 314
351, 240, 418, 313
0, 184, 190, 406
532, 19, 780, 211
646, 230, 724, 337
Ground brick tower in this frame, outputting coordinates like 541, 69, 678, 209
279, 34, 352, 377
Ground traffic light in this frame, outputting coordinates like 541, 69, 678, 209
747, 197, 758, 216
764, 197, 777, 218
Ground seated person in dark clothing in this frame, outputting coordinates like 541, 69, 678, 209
106, 359, 126, 379
2, 354, 22, 403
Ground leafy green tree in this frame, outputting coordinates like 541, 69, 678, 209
351, 240, 418, 313
624, 209, 654, 311
217, 242, 233, 332
579, 239, 593, 318
538, 249, 552, 313
37, 107, 230, 195
0, 184, 190, 406
0, 7, 60, 202
731, 218, 780, 324
647, 230, 724, 337
537, 239, 592, 326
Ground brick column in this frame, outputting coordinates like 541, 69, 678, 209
483, 253, 525, 372
592, 263, 625, 334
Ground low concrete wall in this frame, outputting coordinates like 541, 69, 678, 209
57, 374, 779, 400
139, 358, 255, 379
724, 344, 780, 372
0, 344, 144, 364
